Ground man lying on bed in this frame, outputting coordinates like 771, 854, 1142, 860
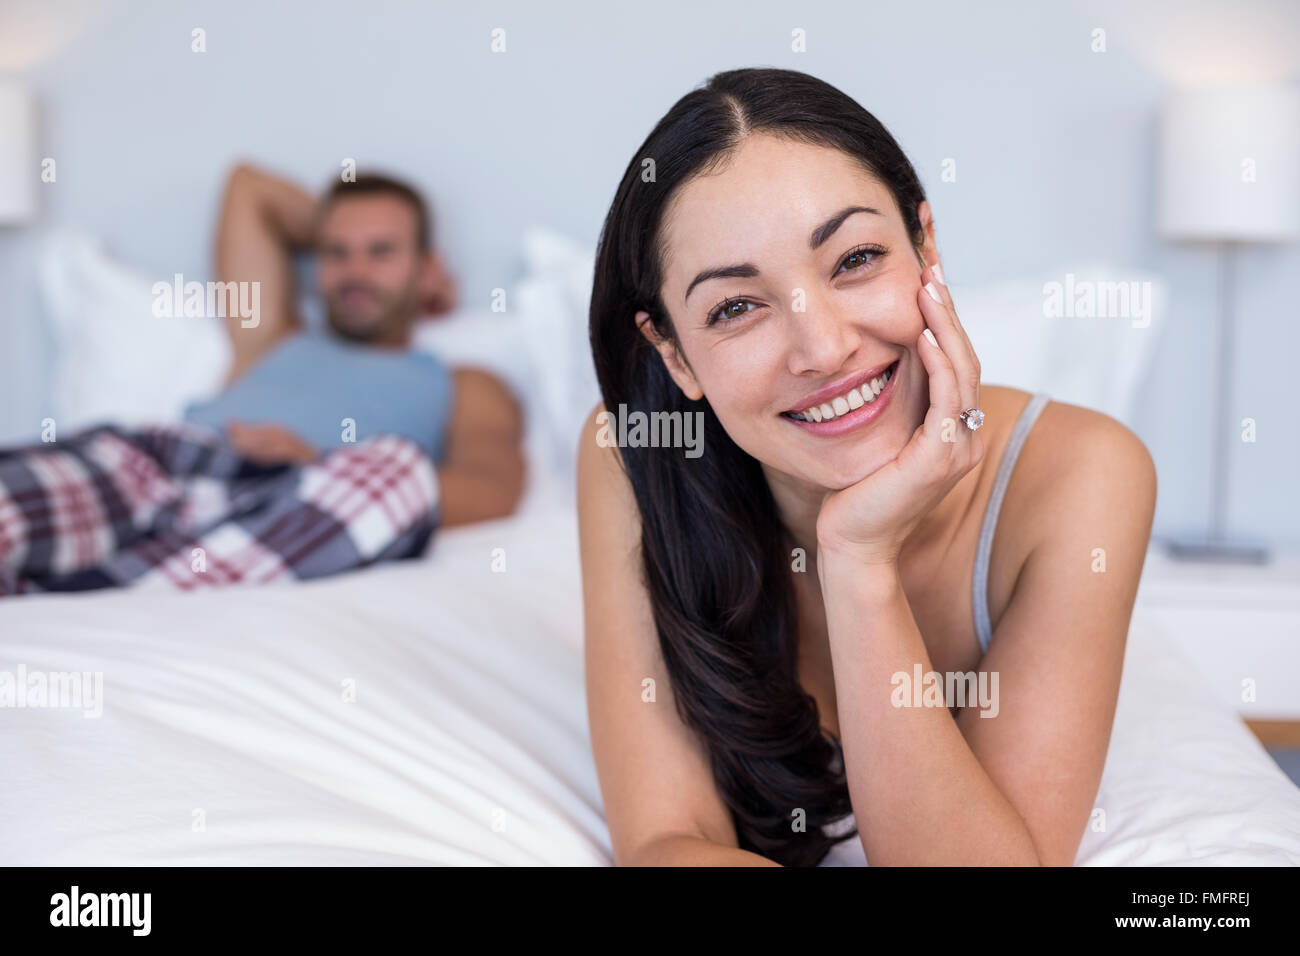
0, 164, 524, 595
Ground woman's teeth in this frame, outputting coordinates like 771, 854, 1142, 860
790, 363, 895, 423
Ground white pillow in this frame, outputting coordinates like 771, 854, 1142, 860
951, 264, 1167, 426
37, 230, 231, 429
513, 226, 600, 482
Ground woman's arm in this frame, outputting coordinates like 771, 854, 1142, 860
577, 403, 781, 867
819, 550, 1041, 864
628, 834, 781, 866
819, 411, 1156, 866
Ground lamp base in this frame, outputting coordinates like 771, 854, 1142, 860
1161, 536, 1272, 565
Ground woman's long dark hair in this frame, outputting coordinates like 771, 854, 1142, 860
588, 67, 928, 866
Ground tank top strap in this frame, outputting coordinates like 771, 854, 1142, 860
972, 392, 1052, 654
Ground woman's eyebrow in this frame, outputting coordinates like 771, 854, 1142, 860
683, 205, 883, 304
683, 262, 759, 304
810, 205, 882, 249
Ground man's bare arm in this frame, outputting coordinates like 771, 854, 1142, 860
437, 368, 526, 527
215, 163, 318, 383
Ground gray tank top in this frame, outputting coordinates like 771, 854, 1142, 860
972, 392, 1051, 654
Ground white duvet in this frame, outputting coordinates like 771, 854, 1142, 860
2, 502, 1299, 866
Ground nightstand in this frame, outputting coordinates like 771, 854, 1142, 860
1134, 542, 1300, 732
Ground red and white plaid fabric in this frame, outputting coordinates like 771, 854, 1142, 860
0, 423, 440, 595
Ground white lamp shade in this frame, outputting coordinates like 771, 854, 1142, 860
0, 81, 36, 224
1158, 86, 1300, 242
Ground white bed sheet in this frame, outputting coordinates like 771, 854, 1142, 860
2, 503, 1298, 866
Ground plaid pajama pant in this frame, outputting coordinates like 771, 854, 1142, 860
0, 423, 440, 595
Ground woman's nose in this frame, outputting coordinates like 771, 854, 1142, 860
784, 291, 861, 376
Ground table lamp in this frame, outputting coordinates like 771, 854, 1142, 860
1158, 85, 1300, 563
0, 79, 36, 224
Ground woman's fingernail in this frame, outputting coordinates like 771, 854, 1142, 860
923, 327, 938, 348
924, 281, 943, 303
932, 263, 945, 286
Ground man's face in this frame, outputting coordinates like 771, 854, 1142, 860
316, 194, 426, 344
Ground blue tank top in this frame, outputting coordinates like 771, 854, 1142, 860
183, 332, 454, 462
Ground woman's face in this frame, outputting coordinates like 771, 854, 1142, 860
643, 132, 937, 494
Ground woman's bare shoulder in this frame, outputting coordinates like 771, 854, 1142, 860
979, 384, 1153, 474
577, 401, 629, 495
576, 401, 641, 552
988, 385, 1157, 543
1022, 393, 1153, 479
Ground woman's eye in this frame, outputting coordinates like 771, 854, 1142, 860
707, 298, 755, 326
706, 246, 886, 325
836, 244, 886, 275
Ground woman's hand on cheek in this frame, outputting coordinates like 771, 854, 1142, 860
814, 263, 985, 569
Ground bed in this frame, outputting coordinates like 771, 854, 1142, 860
3, 483, 1299, 865
4, 229, 1298, 866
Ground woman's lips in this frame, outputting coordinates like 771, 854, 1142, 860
782, 359, 900, 437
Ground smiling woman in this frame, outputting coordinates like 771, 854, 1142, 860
578, 67, 1157, 867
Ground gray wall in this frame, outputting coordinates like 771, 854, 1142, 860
0, 0, 1297, 544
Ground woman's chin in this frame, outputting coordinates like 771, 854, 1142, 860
788, 415, 916, 492
761, 434, 907, 495
816, 454, 897, 493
